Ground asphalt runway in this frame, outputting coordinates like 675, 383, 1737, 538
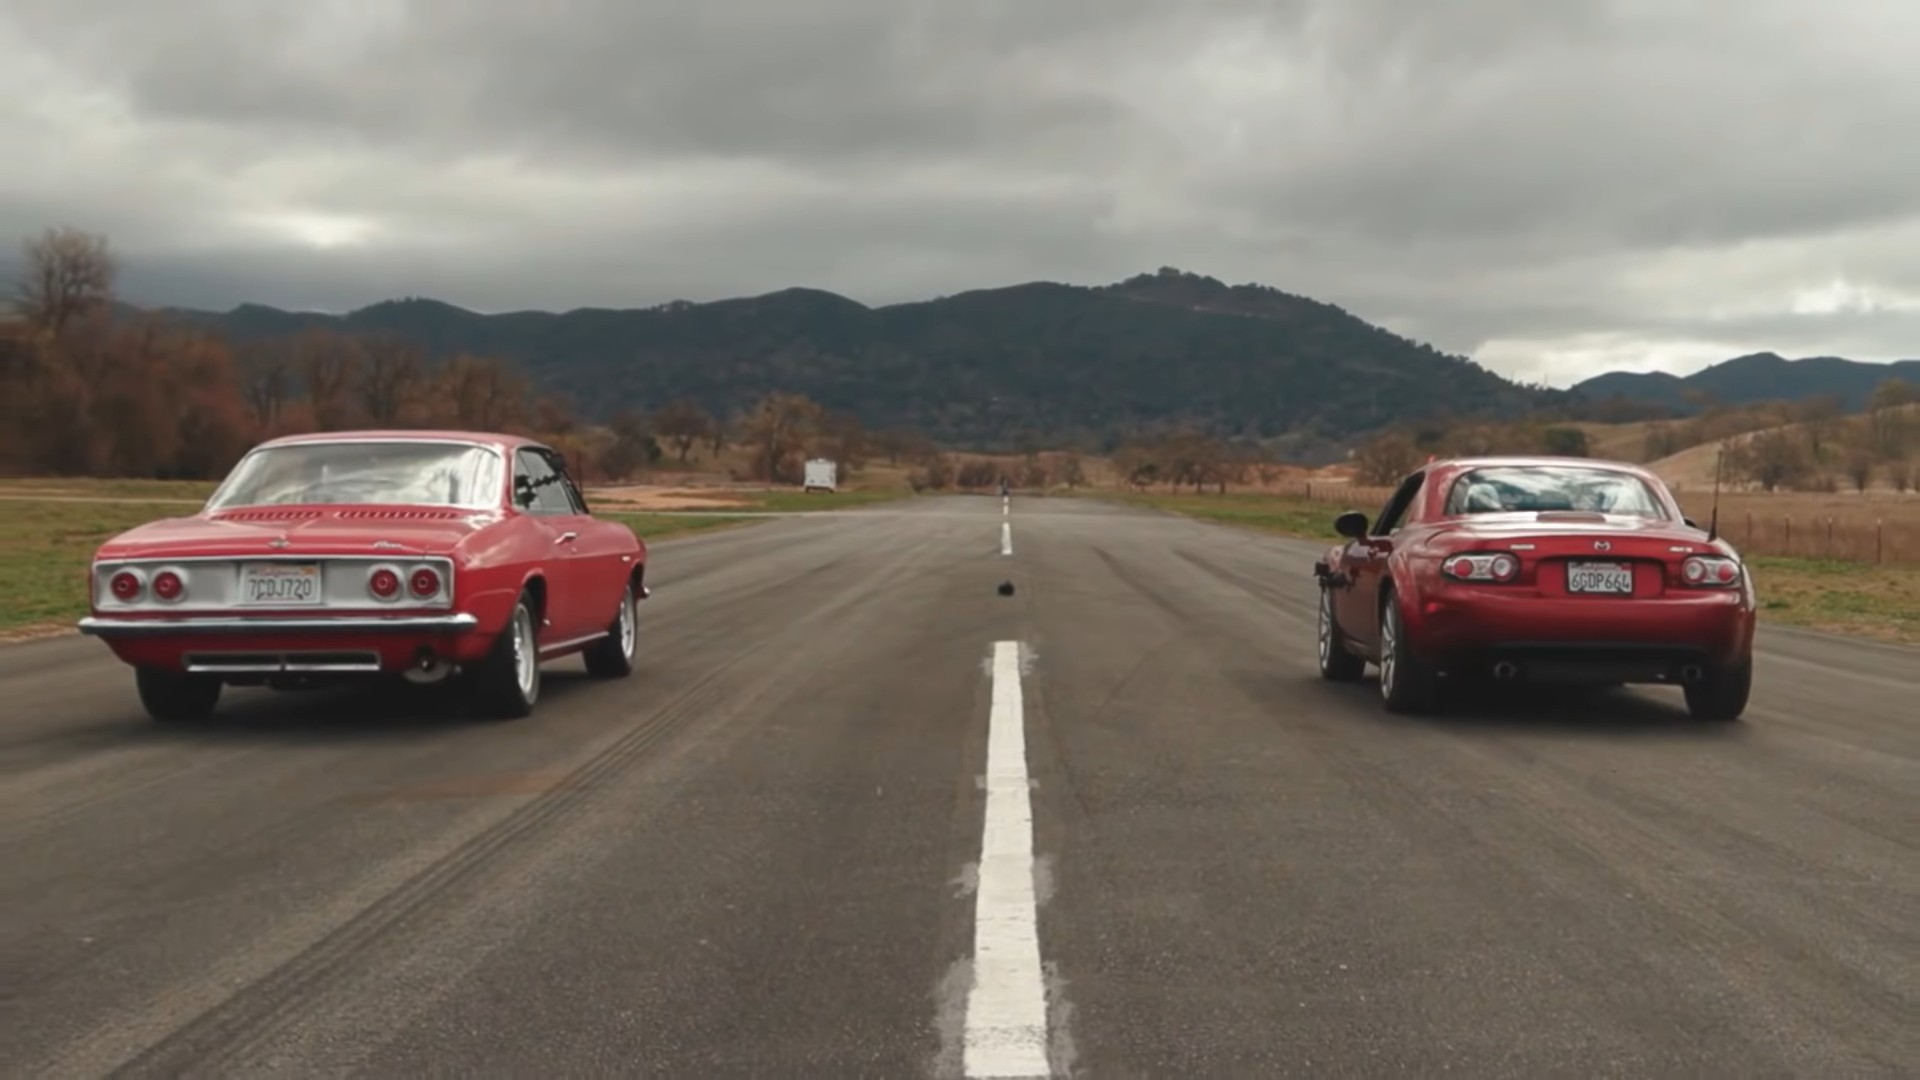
0, 496, 1913, 1077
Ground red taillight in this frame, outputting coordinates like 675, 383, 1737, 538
151, 570, 184, 602
408, 567, 441, 598
1682, 555, 1741, 587
1442, 552, 1520, 583
109, 570, 143, 601
368, 567, 401, 599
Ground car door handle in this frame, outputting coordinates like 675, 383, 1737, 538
556, 532, 578, 545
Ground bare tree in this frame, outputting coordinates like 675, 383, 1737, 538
14, 226, 117, 336
652, 399, 717, 463
1353, 432, 1421, 486
740, 392, 822, 483
357, 336, 429, 425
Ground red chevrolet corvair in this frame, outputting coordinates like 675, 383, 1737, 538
79, 430, 646, 722
1314, 455, 1756, 720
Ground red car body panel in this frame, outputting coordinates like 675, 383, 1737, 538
79, 429, 646, 681
1318, 455, 1757, 681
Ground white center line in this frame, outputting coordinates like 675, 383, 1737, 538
965, 641, 1049, 1078
1001, 522, 1013, 556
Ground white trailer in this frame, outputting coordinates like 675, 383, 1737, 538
803, 458, 838, 493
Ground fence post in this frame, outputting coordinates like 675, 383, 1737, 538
1826, 516, 1834, 557
1877, 519, 1884, 565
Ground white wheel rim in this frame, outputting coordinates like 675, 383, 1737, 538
617, 589, 635, 657
1379, 603, 1397, 699
512, 606, 537, 697
1317, 590, 1333, 668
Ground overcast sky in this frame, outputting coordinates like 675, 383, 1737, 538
3, 0, 1917, 387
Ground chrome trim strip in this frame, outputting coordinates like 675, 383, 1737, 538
77, 613, 480, 636
538, 630, 609, 656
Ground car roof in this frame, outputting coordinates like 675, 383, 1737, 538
1429, 454, 1659, 478
252, 429, 541, 452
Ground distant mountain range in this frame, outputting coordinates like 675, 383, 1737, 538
144, 268, 1916, 450
1572, 353, 1920, 414
156, 268, 1551, 454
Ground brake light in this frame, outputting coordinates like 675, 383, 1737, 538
408, 566, 442, 599
1442, 552, 1519, 582
151, 569, 185, 602
1682, 555, 1741, 587
368, 566, 402, 600
109, 569, 144, 602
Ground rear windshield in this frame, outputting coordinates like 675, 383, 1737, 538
207, 441, 505, 510
1444, 465, 1669, 519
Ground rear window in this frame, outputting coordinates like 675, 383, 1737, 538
1444, 465, 1669, 519
207, 441, 505, 511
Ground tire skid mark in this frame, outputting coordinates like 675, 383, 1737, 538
1171, 546, 1318, 622
110, 656, 752, 1078
102, 520, 950, 1077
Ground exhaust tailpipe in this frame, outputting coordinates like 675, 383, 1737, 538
1492, 661, 1519, 681
403, 647, 454, 685
1680, 664, 1706, 684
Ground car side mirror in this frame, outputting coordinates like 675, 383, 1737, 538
1334, 511, 1370, 539
513, 476, 537, 508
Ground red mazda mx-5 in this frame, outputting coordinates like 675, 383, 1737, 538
1313, 455, 1756, 720
79, 430, 646, 723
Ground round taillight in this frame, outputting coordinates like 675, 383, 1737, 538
368, 567, 401, 599
1450, 558, 1475, 578
1490, 554, 1517, 580
110, 570, 142, 601
1715, 561, 1737, 583
151, 570, 184, 602
1684, 558, 1707, 583
408, 567, 441, 598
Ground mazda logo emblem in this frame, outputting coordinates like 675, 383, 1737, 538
1593, 540, 1611, 551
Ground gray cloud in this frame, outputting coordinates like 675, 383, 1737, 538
3, 0, 1917, 387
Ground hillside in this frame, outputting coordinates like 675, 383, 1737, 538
159, 268, 1557, 453
1573, 352, 1920, 414
1642, 402, 1920, 491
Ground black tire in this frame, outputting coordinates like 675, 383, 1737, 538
135, 666, 222, 723
1378, 591, 1438, 714
1316, 585, 1365, 682
467, 590, 541, 719
582, 582, 637, 679
1684, 658, 1751, 721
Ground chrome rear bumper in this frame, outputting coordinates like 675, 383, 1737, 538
77, 613, 480, 637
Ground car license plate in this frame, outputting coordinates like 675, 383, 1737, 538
1567, 561, 1634, 595
238, 563, 323, 605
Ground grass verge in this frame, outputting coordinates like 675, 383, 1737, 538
1101, 491, 1920, 646
0, 500, 191, 636
0, 477, 216, 502
1745, 557, 1920, 645
0, 502, 768, 639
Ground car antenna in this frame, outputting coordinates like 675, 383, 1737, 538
1706, 440, 1725, 541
